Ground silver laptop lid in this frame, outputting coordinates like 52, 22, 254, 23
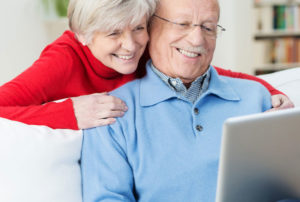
216, 108, 300, 202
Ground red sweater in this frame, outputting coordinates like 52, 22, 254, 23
0, 31, 281, 130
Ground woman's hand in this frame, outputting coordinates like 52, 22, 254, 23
267, 94, 295, 112
71, 92, 128, 129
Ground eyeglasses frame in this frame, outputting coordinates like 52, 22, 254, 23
153, 14, 226, 37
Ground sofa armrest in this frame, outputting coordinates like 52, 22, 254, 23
258, 68, 300, 107
0, 118, 82, 202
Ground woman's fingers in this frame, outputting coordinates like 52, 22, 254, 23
71, 93, 128, 129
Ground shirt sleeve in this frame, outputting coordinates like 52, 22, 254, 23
0, 45, 79, 129
81, 125, 136, 202
214, 66, 283, 96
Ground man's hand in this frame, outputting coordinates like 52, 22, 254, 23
71, 92, 128, 129
267, 94, 295, 112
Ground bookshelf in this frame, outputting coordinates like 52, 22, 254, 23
253, 0, 300, 74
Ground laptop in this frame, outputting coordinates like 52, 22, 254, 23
216, 108, 300, 202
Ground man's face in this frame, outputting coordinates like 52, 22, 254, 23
149, 0, 219, 84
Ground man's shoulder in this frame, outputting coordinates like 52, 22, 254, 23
221, 74, 267, 88
109, 79, 142, 106
112, 78, 140, 93
209, 67, 270, 96
220, 75, 271, 98
214, 73, 272, 111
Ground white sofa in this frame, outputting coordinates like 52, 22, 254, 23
0, 68, 299, 202
258, 67, 300, 107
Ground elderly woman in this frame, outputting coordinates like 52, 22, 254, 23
0, 0, 293, 130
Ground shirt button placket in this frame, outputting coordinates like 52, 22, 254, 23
193, 108, 203, 133
194, 108, 199, 115
196, 125, 203, 132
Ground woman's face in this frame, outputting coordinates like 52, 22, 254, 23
87, 16, 149, 74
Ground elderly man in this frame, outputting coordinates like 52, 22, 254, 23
81, 0, 282, 201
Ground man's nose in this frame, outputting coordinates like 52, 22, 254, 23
121, 33, 136, 52
187, 26, 206, 46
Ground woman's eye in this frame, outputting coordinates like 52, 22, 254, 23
107, 32, 120, 37
108, 33, 117, 36
134, 26, 145, 31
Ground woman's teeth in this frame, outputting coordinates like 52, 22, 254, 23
115, 54, 134, 60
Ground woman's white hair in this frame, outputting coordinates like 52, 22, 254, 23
68, 0, 158, 44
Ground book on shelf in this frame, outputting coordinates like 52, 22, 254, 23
274, 5, 286, 29
267, 38, 300, 64
257, 3, 300, 33
254, 0, 300, 74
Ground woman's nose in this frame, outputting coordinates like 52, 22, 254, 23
121, 33, 136, 52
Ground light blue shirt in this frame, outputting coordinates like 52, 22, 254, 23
81, 61, 272, 202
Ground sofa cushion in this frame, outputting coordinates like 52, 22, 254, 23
259, 67, 300, 107
0, 117, 82, 202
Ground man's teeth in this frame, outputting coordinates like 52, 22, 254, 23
116, 54, 134, 60
178, 49, 199, 58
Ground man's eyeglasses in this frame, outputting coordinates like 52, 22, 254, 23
153, 14, 226, 38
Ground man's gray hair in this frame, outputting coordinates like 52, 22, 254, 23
68, 0, 158, 44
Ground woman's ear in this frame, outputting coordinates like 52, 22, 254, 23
75, 34, 87, 46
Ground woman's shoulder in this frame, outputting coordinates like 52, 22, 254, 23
41, 31, 81, 55
52, 30, 80, 48
36, 31, 87, 68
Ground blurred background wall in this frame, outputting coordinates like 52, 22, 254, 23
0, 0, 68, 85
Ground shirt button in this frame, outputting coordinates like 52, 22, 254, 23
171, 80, 177, 86
196, 125, 203, 132
194, 108, 199, 115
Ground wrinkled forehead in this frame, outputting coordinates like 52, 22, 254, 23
157, 0, 220, 21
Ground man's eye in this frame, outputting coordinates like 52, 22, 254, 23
176, 23, 190, 30
201, 25, 215, 32
178, 23, 190, 27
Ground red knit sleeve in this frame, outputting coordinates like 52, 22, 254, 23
214, 66, 283, 96
0, 99, 78, 130
0, 45, 79, 130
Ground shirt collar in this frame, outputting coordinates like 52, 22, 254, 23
150, 63, 210, 103
140, 60, 240, 107
203, 67, 241, 101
